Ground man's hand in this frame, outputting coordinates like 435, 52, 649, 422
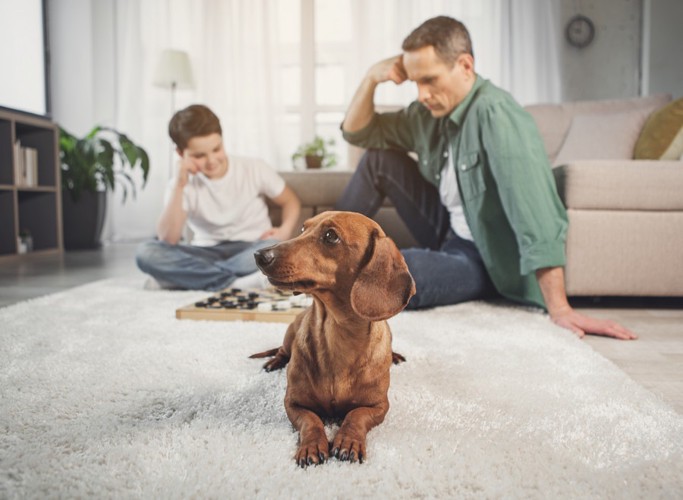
367, 54, 408, 85
549, 305, 638, 340
343, 54, 409, 134
536, 267, 638, 340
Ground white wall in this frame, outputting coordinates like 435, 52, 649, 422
49, 0, 118, 130
48, 0, 120, 240
643, 0, 683, 98
49, 0, 94, 134
559, 0, 642, 101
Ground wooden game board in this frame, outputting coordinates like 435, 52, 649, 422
175, 288, 312, 323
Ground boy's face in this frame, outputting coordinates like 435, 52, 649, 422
403, 45, 475, 118
178, 133, 228, 179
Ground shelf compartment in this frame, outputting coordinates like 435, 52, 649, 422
15, 122, 57, 187
0, 119, 13, 185
17, 191, 58, 252
0, 109, 61, 258
0, 190, 17, 255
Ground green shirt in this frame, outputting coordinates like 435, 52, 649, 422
342, 75, 568, 309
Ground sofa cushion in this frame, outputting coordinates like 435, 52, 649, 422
564, 209, 683, 296
279, 170, 352, 206
525, 93, 671, 163
634, 97, 683, 160
279, 170, 399, 208
553, 160, 683, 210
552, 108, 655, 166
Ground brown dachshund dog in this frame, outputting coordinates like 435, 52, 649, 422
250, 211, 415, 467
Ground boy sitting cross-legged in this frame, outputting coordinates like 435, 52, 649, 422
136, 104, 301, 290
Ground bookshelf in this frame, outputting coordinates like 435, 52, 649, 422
0, 108, 62, 259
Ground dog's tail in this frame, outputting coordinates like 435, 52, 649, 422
249, 348, 280, 359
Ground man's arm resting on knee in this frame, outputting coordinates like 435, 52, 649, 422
535, 267, 637, 340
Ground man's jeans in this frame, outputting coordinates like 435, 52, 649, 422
335, 149, 497, 309
135, 238, 277, 291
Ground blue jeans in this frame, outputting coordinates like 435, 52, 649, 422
135, 239, 277, 291
335, 149, 497, 309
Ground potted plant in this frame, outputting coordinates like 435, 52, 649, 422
59, 125, 150, 249
292, 135, 337, 169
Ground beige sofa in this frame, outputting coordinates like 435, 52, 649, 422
271, 94, 683, 297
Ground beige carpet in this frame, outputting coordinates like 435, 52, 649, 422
1, 278, 681, 498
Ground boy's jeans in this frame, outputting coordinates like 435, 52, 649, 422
136, 238, 277, 291
335, 149, 497, 309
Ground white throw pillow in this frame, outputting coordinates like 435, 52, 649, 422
553, 108, 656, 166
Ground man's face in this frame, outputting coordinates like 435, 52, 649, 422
403, 45, 474, 118
179, 133, 228, 179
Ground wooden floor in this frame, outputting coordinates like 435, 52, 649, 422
579, 302, 683, 414
1, 243, 681, 414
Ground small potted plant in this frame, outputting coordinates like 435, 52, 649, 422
17, 229, 33, 254
292, 135, 337, 169
59, 125, 150, 249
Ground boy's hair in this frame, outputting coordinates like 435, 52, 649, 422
402, 16, 473, 65
168, 104, 222, 150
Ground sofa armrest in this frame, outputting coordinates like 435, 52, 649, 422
553, 160, 683, 210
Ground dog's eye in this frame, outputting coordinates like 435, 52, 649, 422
323, 229, 340, 245
300, 226, 305, 233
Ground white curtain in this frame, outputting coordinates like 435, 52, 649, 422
500, 0, 563, 105
105, 0, 561, 241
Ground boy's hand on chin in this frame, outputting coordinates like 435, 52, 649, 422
176, 155, 199, 187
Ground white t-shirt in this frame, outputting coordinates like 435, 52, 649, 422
165, 156, 285, 246
439, 151, 473, 241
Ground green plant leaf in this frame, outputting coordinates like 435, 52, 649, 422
138, 147, 150, 185
292, 134, 338, 168
58, 125, 150, 204
118, 170, 136, 202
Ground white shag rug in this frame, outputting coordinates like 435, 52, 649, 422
1, 278, 682, 499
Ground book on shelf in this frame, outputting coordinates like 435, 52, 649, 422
13, 141, 39, 187
13, 141, 23, 186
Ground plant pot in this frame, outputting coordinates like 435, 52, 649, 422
305, 155, 323, 169
61, 190, 107, 250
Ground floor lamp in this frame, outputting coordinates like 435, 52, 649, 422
153, 49, 195, 178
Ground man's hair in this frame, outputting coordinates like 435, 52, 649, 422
402, 16, 473, 65
168, 104, 222, 150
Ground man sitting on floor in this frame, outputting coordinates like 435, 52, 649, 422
335, 16, 636, 340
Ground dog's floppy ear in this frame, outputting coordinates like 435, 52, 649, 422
350, 234, 416, 321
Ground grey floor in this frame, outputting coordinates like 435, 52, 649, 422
1, 242, 682, 414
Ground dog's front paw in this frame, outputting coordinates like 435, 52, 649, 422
294, 435, 329, 468
331, 430, 366, 464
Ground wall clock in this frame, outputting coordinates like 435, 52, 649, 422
565, 14, 595, 48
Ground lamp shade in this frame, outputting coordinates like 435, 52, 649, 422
153, 49, 194, 89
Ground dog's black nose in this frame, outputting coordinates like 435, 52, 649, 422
254, 248, 276, 269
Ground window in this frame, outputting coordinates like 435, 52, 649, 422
276, 0, 354, 169
273, 0, 540, 170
